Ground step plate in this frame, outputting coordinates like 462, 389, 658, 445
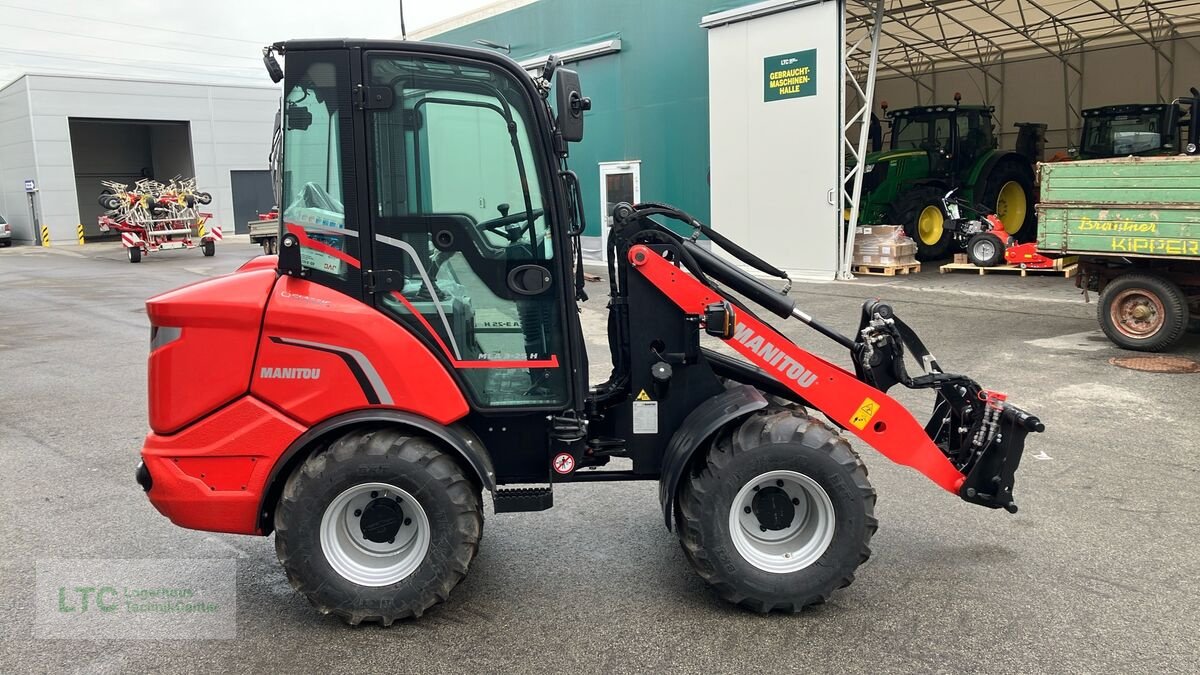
494, 487, 553, 513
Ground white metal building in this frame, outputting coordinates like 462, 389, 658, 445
0, 73, 279, 245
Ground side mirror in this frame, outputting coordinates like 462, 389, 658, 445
555, 68, 590, 143
263, 47, 284, 84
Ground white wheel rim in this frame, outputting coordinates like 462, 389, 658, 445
728, 470, 836, 574
319, 482, 430, 587
974, 239, 996, 261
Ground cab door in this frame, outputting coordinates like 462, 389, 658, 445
360, 49, 574, 411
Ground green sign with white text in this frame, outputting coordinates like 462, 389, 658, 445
764, 49, 817, 102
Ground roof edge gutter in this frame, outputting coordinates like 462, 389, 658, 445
517, 39, 622, 70
700, 0, 827, 29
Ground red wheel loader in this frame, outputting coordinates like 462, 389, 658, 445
135, 40, 1043, 624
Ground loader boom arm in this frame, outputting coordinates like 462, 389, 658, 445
629, 244, 968, 494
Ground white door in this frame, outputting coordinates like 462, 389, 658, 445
704, 0, 841, 279
597, 161, 641, 262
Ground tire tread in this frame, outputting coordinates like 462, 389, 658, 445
677, 409, 876, 613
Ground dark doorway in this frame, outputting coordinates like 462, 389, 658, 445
230, 170, 275, 234
68, 118, 194, 241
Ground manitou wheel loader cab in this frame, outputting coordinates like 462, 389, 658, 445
136, 40, 1043, 624
855, 97, 1040, 260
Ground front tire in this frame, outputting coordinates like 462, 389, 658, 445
1098, 274, 1189, 352
274, 428, 483, 625
676, 409, 876, 612
894, 186, 952, 261
967, 232, 1006, 267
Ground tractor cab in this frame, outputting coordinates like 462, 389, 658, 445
886, 102, 997, 175
1075, 103, 1185, 159
269, 41, 591, 414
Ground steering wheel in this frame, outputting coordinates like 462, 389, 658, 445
478, 208, 544, 242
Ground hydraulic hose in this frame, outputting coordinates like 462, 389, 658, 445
680, 239, 796, 319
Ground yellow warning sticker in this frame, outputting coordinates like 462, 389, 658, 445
635, 389, 652, 401
849, 398, 880, 430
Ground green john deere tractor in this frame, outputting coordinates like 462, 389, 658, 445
855, 102, 1042, 260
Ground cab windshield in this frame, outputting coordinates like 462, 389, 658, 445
891, 115, 952, 152
1081, 111, 1168, 157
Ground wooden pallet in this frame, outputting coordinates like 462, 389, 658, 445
854, 262, 921, 277
939, 262, 1079, 277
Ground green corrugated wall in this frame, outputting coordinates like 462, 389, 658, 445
426, 0, 761, 236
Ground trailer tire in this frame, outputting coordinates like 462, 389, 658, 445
676, 408, 876, 613
196, 191, 213, 205
1098, 274, 1188, 352
966, 232, 1005, 267
202, 240, 215, 257
274, 428, 483, 626
127, 246, 141, 263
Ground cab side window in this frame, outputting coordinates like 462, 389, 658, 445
366, 54, 566, 409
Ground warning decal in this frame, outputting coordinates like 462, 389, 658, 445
635, 389, 652, 401
849, 398, 880, 430
553, 453, 576, 474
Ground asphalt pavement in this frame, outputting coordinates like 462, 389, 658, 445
1, 240, 1197, 673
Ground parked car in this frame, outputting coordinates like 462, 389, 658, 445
0, 213, 11, 246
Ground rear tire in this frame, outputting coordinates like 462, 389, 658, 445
967, 232, 1006, 267
274, 428, 483, 625
894, 186, 952, 261
1097, 274, 1188, 352
127, 246, 141, 263
202, 240, 215, 257
979, 160, 1036, 243
676, 409, 876, 613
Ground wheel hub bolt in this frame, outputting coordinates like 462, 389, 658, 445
354, 509, 362, 517
760, 526, 767, 532
371, 491, 379, 498
404, 518, 412, 526
792, 497, 800, 505
776, 480, 784, 487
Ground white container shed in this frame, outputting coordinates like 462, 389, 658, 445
0, 73, 279, 245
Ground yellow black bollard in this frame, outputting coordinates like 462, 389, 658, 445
77, 224, 86, 245
40, 225, 51, 247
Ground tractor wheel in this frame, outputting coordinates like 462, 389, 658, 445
274, 428, 483, 625
127, 246, 141, 263
202, 240, 215, 257
676, 409, 876, 613
1097, 274, 1189, 352
893, 186, 952, 261
979, 161, 1036, 243
966, 232, 1006, 267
